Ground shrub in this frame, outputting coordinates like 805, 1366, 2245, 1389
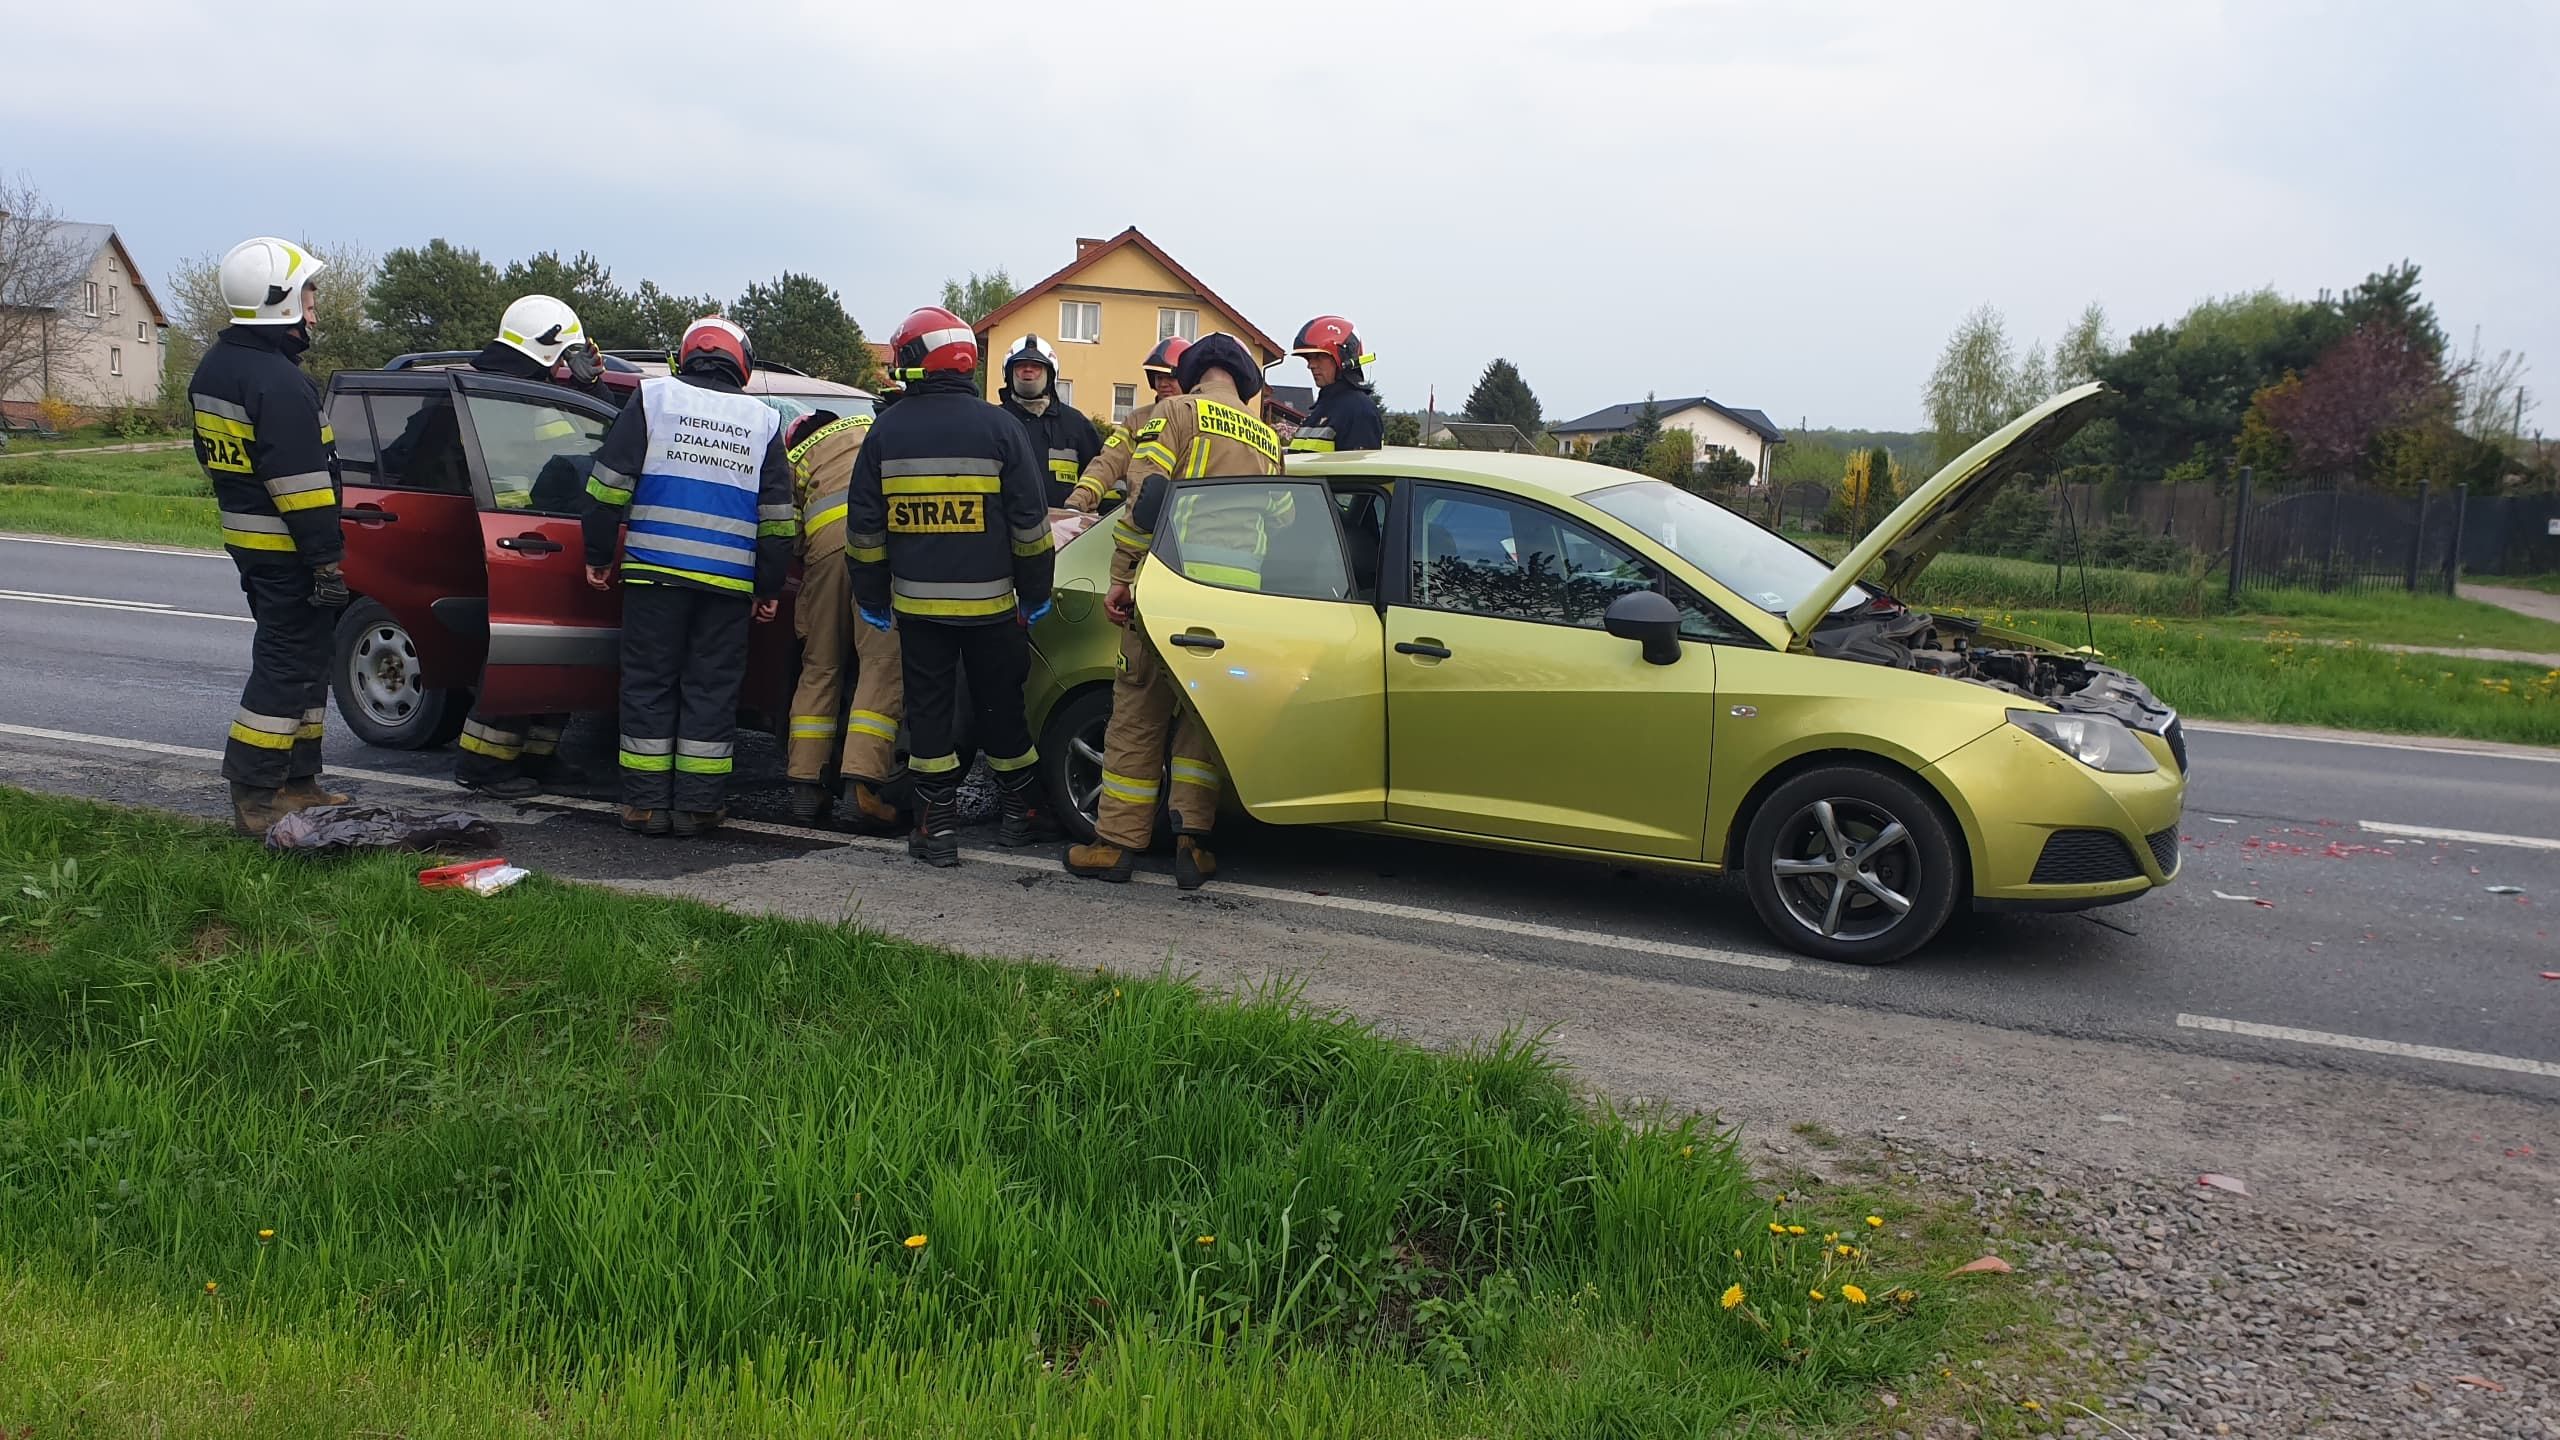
33, 394, 79, 435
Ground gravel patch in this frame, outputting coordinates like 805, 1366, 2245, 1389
1878, 1136, 2559, 1438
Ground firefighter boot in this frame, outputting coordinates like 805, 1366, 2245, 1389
789, 781, 830, 824
1063, 842, 1134, 883
996, 771, 1055, 849
672, 809, 726, 839
838, 779, 906, 835
230, 783, 292, 838
459, 771, 541, 801
620, 806, 673, 837
908, 782, 959, 868
279, 776, 350, 811
1174, 835, 1218, 891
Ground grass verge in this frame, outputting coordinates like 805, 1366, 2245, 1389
0, 791, 2046, 1436
0, 449, 218, 548
1970, 609, 2560, 745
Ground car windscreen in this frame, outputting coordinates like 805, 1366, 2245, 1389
1582, 480, 1868, 615
757, 392, 875, 429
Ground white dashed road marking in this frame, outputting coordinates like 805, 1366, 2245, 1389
2358, 819, 2560, 853
0, 588, 249, 623
2176, 1013, 2560, 1080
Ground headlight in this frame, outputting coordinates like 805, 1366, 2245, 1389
2006, 709, 2158, 774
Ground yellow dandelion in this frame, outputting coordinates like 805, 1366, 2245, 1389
1786, 1225, 1807, 1236
1732, 1248, 1743, 1258
1769, 1222, 1787, 1235
1837, 1244, 1858, 1257
1679, 1145, 1695, 1158
1808, 1288, 1825, 1302
1842, 1284, 1868, 1304
1773, 1193, 1787, 1204
903, 1234, 928, 1250
1865, 1215, 1883, 1228
257, 1228, 275, 1242
1824, 1232, 1839, 1242
1721, 1283, 1746, 1310
1895, 1288, 1918, 1303
203, 1281, 218, 1294
1196, 1234, 1215, 1246
2022, 1400, 2043, 1411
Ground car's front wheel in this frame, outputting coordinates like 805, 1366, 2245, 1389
1037, 686, 1113, 844
332, 598, 468, 750
1742, 764, 1962, 965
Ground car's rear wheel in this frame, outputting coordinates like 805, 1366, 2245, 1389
1037, 686, 1113, 844
332, 598, 468, 750
1742, 764, 1962, 965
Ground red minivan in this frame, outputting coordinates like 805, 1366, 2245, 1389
322, 363, 857, 750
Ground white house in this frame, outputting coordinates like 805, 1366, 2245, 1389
1549, 394, 1785, 484
0, 219, 170, 423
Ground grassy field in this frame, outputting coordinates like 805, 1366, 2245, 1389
0, 791, 2067, 1437
1969, 609, 2560, 745
0, 447, 215, 548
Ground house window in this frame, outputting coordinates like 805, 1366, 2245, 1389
137, 322, 149, 342
1157, 307, 1198, 342
110, 346, 123, 376
1056, 378, 1075, 408
109, 285, 119, 315
1059, 301, 1101, 343
1112, 383, 1137, 423
83, 282, 100, 316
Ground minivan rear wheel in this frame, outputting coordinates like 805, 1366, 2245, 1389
332, 598, 468, 750
1741, 764, 1962, 965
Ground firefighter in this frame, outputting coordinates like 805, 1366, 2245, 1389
997, 333, 1102, 507
193, 237, 348, 837
453, 294, 606, 799
1063, 333, 1283, 890
1065, 335, 1186, 515
1286, 314, 1384, 454
580, 316, 796, 837
779, 406, 908, 831
844, 307, 1055, 867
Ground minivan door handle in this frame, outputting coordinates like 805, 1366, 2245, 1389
496, 533, 562, 555
1395, 640, 1452, 659
1168, 631, 1225, 651
343, 504, 399, 526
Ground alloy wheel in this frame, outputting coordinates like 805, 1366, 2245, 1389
350, 622, 421, 728
1768, 797, 1920, 943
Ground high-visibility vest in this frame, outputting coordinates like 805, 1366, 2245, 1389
619, 376, 781, 592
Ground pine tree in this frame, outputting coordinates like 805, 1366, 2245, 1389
1461, 358, 1543, 434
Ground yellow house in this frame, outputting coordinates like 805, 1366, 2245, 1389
971, 228, 1282, 425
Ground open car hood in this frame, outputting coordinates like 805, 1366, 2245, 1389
1784, 382, 2112, 645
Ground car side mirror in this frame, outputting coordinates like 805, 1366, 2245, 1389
1604, 590, 1684, 666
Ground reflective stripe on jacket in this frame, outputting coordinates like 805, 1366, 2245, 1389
1288, 380, 1383, 454
788, 414, 872, 560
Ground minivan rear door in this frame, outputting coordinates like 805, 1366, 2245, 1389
455, 374, 624, 715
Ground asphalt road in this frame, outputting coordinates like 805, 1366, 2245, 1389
4, 532, 2556, 1100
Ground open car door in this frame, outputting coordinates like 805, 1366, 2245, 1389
1133, 475, 1386, 825
456, 374, 623, 715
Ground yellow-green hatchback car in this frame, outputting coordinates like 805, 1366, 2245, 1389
1020, 383, 2184, 963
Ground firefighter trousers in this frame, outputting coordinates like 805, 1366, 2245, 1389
224, 566, 332, 790
1094, 618, 1223, 851
616, 582, 750, 814
455, 703, 569, 786
898, 616, 1035, 798
784, 544, 903, 785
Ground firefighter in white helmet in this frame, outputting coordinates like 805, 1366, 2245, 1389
450, 295, 614, 799
190, 237, 348, 836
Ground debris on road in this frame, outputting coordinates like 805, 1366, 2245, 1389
2211, 890, 2276, 908
265, 804, 499, 854
2208, 816, 2238, 824
1950, 1255, 2013, 1275
2541, 972, 2560, 982
419, 858, 529, 895
2484, 884, 2526, 895
2453, 1375, 2506, 1393
2198, 1173, 2252, 1196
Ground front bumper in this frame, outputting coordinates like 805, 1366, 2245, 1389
1924, 721, 2188, 907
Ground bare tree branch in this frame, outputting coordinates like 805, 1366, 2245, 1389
0, 174, 109, 408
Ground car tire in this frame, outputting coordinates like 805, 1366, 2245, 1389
1741, 763, 1963, 965
332, 597, 468, 750
1037, 686, 1114, 844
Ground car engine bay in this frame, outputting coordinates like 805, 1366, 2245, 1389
1809, 600, 2181, 740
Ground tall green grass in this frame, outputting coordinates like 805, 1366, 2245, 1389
1984, 612, 2560, 744
0, 484, 215, 548
0, 447, 211, 495
0, 792, 1975, 1433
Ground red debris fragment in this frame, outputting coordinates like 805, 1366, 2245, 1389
2454, 1376, 2506, 1393
2540, 971, 2560, 981
1950, 1255, 2014, 1275
2198, 1173, 2252, 1196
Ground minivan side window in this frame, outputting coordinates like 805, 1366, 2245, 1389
369, 391, 471, 495
327, 392, 377, 480
465, 394, 611, 515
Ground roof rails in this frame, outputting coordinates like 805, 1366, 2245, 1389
601, 348, 815, 379
382, 350, 478, 370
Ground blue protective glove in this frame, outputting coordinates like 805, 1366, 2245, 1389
859, 607, 893, 633
1021, 599, 1054, 626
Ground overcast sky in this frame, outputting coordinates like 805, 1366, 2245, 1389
9, 0, 2552, 431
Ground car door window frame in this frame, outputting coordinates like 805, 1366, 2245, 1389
342, 373, 473, 495
451, 372, 620, 516
1150, 474, 1364, 605
1381, 479, 1762, 646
